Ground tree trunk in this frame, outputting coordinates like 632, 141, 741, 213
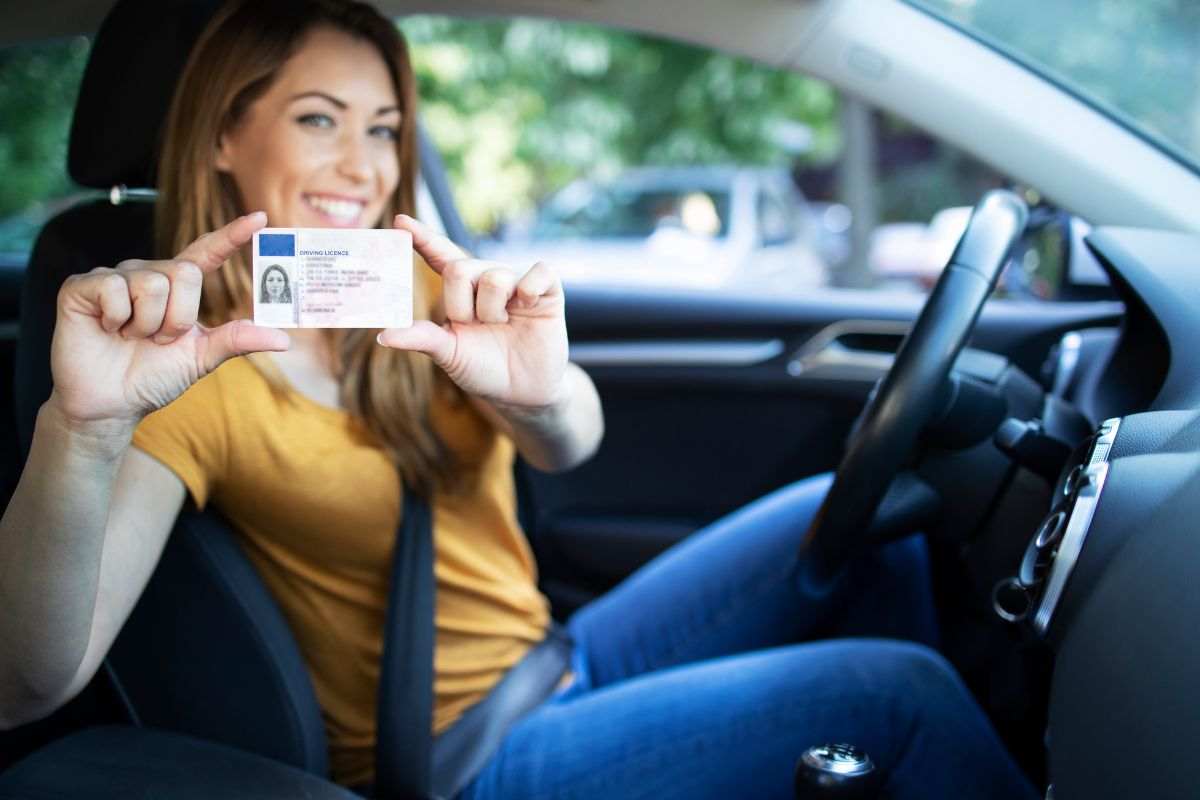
835, 96, 878, 289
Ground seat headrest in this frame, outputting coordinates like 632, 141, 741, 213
68, 0, 222, 190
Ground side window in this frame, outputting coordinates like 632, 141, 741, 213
404, 16, 1074, 300
0, 39, 90, 263
0, 38, 465, 260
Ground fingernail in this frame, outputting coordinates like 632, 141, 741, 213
153, 334, 174, 345
376, 332, 386, 346
247, 211, 267, 223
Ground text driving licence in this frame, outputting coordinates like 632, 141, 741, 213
252, 227, 412, 328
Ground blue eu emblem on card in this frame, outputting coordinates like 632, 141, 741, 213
259, 233, 295, 257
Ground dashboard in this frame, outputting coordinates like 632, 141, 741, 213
1019, 229, 1200, 799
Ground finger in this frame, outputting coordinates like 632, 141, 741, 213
114, 258, 149, 273
153, 261, 204, 344
60, 269, 132, 333
119, 270, 171, 339
175, 211, 268, 273
441, 258, 483, 323
199, 319, 290, 372
117, 259, 204, 344
393, 214, 468, 274
377, 321, 456, 367
475, 268, 518, 324
513, 262, 562, 309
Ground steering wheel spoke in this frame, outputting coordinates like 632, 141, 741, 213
801, 190, 1029, 583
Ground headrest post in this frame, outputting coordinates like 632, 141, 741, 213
109, 185, 159, 206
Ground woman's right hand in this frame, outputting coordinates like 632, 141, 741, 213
48, 211, 290, 428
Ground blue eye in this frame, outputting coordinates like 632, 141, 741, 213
297, 113, 335, 129
370, 125, 399, 142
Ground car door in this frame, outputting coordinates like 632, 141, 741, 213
520, 283, 1118, 614
403, 15, 1124, 616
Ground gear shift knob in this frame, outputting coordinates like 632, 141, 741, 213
794, 743, 882, 799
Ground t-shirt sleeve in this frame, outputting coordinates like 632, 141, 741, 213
131, 367, 230, 509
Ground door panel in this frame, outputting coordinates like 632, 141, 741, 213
528, 284, 1123, 615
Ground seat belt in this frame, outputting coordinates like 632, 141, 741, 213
374, 486, 435, 800
429, 623, 572, 799
373, 487, 572, 800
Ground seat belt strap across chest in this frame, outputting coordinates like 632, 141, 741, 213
374, 486, 435, 800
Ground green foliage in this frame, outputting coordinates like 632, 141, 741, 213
403, 16, 839, 231
918, 0, 1200, 160
8, 7, 1184, 258
0, 38, 89, 220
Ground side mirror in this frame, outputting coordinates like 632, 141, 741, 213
1063, 216, 1111, 292
1012, 208, 1112, 301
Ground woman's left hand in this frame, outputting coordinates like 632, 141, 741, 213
378, 214, 568, 410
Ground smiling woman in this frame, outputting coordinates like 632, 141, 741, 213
154, 0, 447, 487
0, 1, 1041, 799
212, 30, 402, 231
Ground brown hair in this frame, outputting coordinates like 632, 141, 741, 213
156, 0, 453, 493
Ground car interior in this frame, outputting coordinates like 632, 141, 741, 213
3, 0, 1200, 798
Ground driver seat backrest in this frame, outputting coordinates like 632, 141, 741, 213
13, 0, 329, 776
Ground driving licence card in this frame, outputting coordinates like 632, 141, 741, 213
252, 227, 412, 329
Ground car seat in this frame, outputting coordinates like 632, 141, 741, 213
3, 0, 361, 796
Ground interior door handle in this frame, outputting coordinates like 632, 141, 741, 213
570, 339, 784, 367
786, 320, 911, 382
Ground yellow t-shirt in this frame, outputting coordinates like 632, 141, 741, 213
131, 355, 551, 787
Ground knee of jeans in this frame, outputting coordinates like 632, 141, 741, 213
844, 640, 961, 696
892, 642, 974, 734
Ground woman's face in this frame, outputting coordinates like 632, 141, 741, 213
265, 269, 286, 300
216, 26, 401, 229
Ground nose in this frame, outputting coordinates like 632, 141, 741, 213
336, 131, 372, 184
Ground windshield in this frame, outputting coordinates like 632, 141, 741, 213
533, 183, 731, 240
910, 0, 1200, 172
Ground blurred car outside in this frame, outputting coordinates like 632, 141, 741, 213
867, 202, 1081, 300
477, 165, 831, 294
808, 199, 853, 270
867, 205, 971, 291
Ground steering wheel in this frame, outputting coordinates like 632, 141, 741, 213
800, 190, 1029, 584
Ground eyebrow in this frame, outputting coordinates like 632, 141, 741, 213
288, 90, 400, 117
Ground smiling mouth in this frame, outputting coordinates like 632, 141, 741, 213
303, 193, 367, 225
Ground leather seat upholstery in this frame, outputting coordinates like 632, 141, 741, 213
1, 726, 354, 799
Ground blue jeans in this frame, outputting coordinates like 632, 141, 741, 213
459, 473, 1038, 800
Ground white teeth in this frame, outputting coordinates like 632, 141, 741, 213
305, 195, 364, 221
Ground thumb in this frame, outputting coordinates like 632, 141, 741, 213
377, 320, 456, 367
200, 319, 290, 372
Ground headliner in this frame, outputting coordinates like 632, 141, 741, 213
1, 0, 828, 66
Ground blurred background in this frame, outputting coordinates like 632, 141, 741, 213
0, 10, 1095, 298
